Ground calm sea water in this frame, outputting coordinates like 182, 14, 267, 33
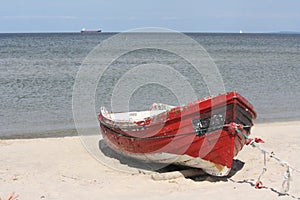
0, 32, 299, 138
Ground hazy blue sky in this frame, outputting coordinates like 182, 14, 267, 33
1, 0, 300, 33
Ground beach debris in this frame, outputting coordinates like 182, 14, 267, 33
0, 192, 19, 200
151, 168, 205, 181
234, 126, 300, 193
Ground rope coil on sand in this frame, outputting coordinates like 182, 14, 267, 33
234, 125, 300, 193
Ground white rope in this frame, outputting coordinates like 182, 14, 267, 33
249, 140, 300, 192
282, 166, 291, 193
234, 127, 300, 192
256, 151, 267, 187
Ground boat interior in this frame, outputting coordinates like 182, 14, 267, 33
101, 103, 175, 122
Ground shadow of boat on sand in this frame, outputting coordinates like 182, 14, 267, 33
99, 139, 245, 182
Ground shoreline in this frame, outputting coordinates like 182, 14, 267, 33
1, 119, 299, 140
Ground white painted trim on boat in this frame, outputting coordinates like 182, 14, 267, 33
113, 150, 231, 177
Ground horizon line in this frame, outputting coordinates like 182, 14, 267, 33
1, 30, 300, 34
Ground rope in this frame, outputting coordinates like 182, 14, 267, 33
282, 166, 291, 193
255, 151, 267, 189
234, 126, 300, 193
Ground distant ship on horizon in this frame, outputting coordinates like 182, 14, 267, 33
239, 30, 243, 34
81, 28, 102, 33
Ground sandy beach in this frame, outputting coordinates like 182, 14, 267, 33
1, 121, 300, 200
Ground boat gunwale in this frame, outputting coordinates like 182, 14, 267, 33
99, 92, 256, 129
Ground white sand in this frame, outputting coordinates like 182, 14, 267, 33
1, 121, 300, 200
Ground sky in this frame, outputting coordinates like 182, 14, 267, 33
0, 0, 300, 33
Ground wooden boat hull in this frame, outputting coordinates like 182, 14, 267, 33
98, 92, 256, 176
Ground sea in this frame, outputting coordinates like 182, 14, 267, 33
0, 32, 299, 138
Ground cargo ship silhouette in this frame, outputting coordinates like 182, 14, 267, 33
81, 28, 102, 33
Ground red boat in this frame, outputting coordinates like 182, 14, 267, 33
98, 92, 256, 176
